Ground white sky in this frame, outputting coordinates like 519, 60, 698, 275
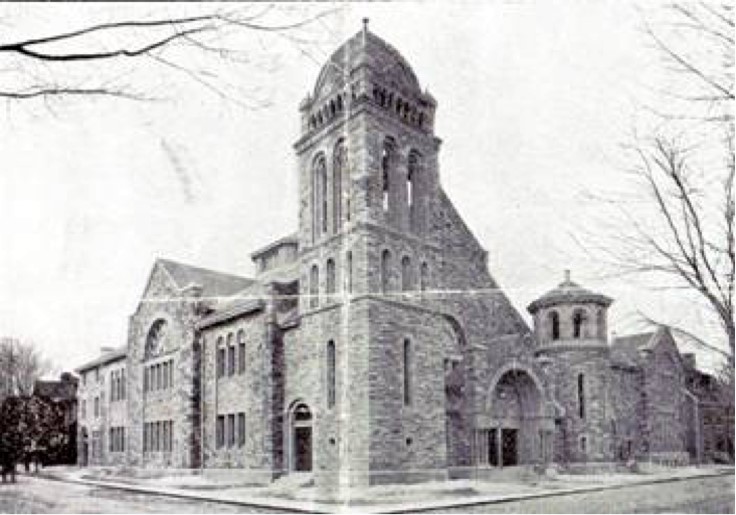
0, 2, 726, 374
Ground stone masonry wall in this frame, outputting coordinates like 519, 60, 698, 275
126, 264, 199, 468
200, 309, 274, 478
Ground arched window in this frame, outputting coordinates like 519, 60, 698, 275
227, 333, 235, 376
145, 319, 168, 359
333, 141, 346, 232
401, 256, 412, 292
381, 249, 392, 294
573, 309, 586, 339
312, 155, 327, 239
326, 258, 336, 296
309, 265, 319, 308
403, 339, 412, 406
578, 373, 585, 419
381, 138, 395, 212
549, 311, 560, 340
237, 330, 246, 374
345, 251, 353, 294
216, 336, 225, 379
326, 341, 336, 408
420, 262, 429, 292
407, 151, 421, 210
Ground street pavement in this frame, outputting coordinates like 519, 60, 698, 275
0, 472, 732, 513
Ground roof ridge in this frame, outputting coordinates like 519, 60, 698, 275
157, 258, 252, 281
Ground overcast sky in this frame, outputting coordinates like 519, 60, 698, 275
0, 2, 725, 374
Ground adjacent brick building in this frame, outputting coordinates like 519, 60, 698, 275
75, 24, 709, 487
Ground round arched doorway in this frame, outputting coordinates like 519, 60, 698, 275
289, 403, 313, 472
484, 368, 550, 467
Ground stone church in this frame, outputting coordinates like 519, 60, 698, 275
75, 24, 699, 487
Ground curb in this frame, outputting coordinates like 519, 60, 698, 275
32, 468, 734, 514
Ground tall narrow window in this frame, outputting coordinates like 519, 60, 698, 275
381, 249, 392, 294
327, 341, 336, 409
550, 311, 560, 341
345, 251, 353, 294
310, 264, 319, 308
381, 138, 395, 212
326, 258, 336, 297
578, 373, 585, 419
333, 141, 346, 232
401, 256, 412, 292
227, 414, 235, 448
420, 262, 429, 292
403, 339, 412, 406
238, 413, 246, 447
237, 330, 246, 374
216, 337, 225, 379
407, 151, 421, 230
573, 309, 586, 339
227, 333, 235, 376
121, 369, 126, 400
216, 415, 225, 449
312, 155, 327, 239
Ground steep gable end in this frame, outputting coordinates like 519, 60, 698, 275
158, 258, 254, 298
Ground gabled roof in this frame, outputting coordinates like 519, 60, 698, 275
250, 233, 298, 260
75, 347, 127, 373
610, 332, 655, 368
157, 258, 254, 298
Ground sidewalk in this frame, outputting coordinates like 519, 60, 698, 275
36, 465, 734, 513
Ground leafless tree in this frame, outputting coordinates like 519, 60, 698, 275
0, 337, 51, 401
0, 4, 339, 108
581, 3, 734, 369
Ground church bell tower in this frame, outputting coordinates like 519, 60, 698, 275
291, 21, 450, 488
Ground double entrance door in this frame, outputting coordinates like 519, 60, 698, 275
488, 428, 518, 467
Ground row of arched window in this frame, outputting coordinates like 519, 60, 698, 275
307, 251, 430, 308
372, 84, 426, 129
547, 309, 597, 340
380, 138, 423, 230
324, 338, 412, 410
307, 92, 347, 132
308, 252, 353, 308
312, 140, 349, 241
215, 330, 246, 379
380, 249, 430, 294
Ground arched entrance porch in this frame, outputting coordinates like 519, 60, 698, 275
476, 366, 556, 467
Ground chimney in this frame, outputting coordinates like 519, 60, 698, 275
564, 269, 571, 283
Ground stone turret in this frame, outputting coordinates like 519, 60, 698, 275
528, 270, 612, 353
528, 271, 614, 463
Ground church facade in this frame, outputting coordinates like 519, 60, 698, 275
75, 26, 699, 487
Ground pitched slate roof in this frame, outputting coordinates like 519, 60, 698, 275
610, 332, 655, 368
74, 347, 127, 373
157, 258, 255, 298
